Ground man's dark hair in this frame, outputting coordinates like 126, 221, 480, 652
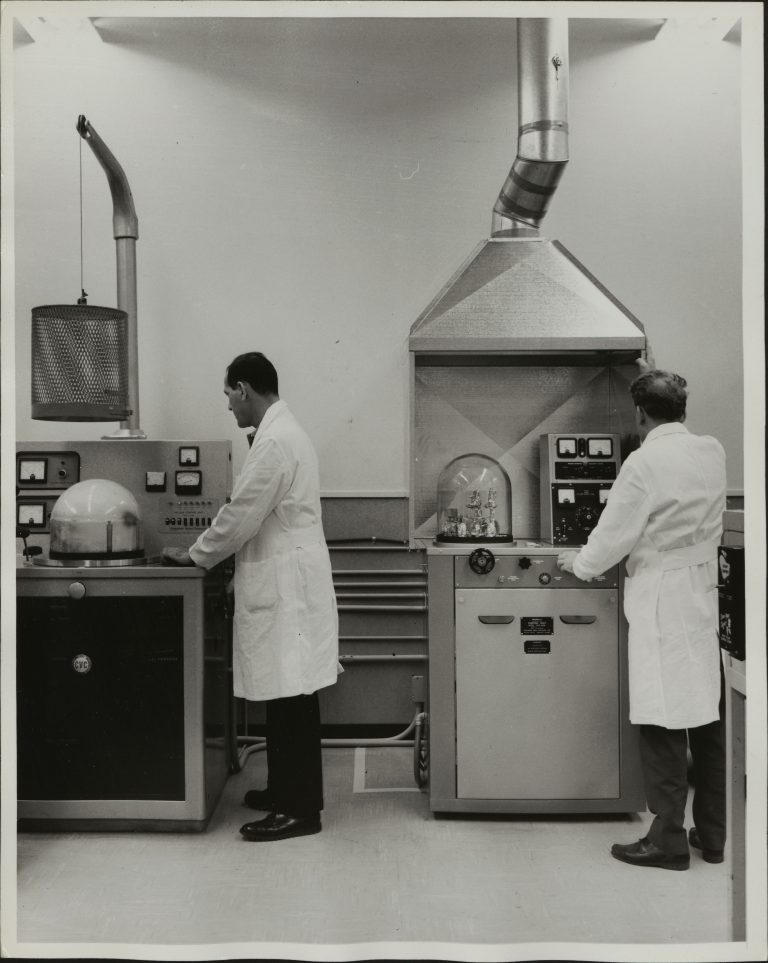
226, 352, 279, 396
629, 369, 688, 422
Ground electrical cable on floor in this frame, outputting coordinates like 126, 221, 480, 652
413, 710, 429, 789
235, 708, 429, 786
237, 739, 267, 767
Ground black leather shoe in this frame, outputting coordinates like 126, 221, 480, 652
611, 837, 689, 871
240, 812, 321, 842
243, 788, 273, 811
689, 827, 724, 863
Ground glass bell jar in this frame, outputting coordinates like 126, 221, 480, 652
436, 453, 513, 543
49, 479, 144, 560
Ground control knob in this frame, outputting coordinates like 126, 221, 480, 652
575, 506, 598, 528
518, 556, 532, 570
468, 548, 495, 575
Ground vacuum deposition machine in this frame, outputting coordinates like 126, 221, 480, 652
424, 435, 645, 814
16, 440, 233, 831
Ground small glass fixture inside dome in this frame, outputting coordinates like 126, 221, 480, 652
49, 479, 144, 559
436, 453, 513, 543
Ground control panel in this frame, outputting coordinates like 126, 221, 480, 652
456, 552, 619, 589
539, 433, 621, 546
17, 451, 80, 490
15, 440, 231, 555
161, 497, 223, 533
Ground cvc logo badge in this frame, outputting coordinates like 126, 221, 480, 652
72, 654, 92, 674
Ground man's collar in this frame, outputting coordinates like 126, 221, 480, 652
644, 421, 688, 443
250, 399, 287, 441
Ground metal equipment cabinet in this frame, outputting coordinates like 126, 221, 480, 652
17, 565, 231, 831
425, 543, 645, 814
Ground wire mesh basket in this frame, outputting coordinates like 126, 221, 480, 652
31, 304, 131, 421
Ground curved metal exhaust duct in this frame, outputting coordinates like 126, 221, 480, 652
77, 115, 144, 438
492, 18, 569, 237
410, 14, 644, 359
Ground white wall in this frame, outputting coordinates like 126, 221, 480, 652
9, 11, 747, 492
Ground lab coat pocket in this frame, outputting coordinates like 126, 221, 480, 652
683, 583, 719, 662
237, 558, 280, 614
296, 546, 338, 636
623, 571, 661, 659
622, 574, 650, 628
622, 574, 636, 623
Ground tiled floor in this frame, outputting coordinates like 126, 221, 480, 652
14, 746, 731, 951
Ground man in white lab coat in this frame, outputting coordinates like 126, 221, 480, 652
163, 352, 339, 841
557, 369, 726, 871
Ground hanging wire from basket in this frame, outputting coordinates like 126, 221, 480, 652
78, 133, 88, 305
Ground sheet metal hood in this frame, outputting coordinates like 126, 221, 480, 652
409, 235, 645, 356
409, 19, 645, 361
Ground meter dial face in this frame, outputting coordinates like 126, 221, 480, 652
19, 459, 47, 482
146, 471, 167, 492
179, 446, 199, 466
588, 438, 613, 458
175, 470, 202, 495
556, 438, 577, 458
18, 503, 45, 527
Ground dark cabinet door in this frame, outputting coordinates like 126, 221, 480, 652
18, 596, 185, 800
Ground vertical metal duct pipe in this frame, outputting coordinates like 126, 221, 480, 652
77, 115, 144, 438
492, 18, 569, 237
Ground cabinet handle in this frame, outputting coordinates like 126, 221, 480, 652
559, 615, 596, 624
478, 615, 515, 624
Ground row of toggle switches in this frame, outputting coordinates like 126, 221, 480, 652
165, 516, 213, 527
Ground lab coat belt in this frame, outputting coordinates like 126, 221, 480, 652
657, 539, 720, 571
270, 524, 326, 550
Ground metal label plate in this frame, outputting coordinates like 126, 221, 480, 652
523, 640, 551, 654
521, 616, 553, 635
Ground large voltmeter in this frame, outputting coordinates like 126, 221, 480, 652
175, 470, 202, 496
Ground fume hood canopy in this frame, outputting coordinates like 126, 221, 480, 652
409, 236, 645, 364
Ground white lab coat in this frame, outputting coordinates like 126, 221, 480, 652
572, 423, 726, 728
189, 401, 339, 701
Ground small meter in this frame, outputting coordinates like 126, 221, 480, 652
17, 502, 46, 528
179, 446, 199, 466
175, 470, 202, 496
18, 459, 47, 483
556, 438, 577, 458
587, 438, 613, 458
146, 471, 167, 493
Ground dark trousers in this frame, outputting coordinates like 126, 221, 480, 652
637, 681, 726, 856
264, 691, 323, 817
